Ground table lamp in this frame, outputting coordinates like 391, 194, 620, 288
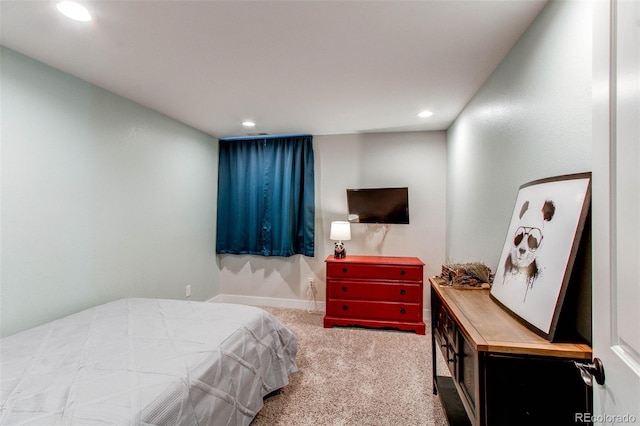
330, 221, 351, 258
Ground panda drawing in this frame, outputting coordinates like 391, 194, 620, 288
503, 199, 556, 301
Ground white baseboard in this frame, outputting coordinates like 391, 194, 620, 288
208, 294, 326, 312
208, 294, 431, 321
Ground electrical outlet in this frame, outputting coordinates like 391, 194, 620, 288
308, 277, 314, 288
185, 285, 191, 297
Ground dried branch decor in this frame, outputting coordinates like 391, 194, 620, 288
436, 262, 494, 289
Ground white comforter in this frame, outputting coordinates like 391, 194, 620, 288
0, 299, 298, 425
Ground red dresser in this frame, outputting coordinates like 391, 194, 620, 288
324, 255, 426, 334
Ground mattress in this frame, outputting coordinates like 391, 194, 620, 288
0, 299, 298, 425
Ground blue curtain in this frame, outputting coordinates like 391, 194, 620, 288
216, 134, 315, 257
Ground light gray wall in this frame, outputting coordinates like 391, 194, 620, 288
3, 0, 590, 336
218, 131, 447, 310
446, 0, 592, 270
1, 48, 220, 337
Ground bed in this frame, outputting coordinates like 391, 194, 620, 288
0, 298, 298, 425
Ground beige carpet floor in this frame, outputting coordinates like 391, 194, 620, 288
252, 307, 449, 426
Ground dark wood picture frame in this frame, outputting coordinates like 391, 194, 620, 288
490, 172, 592, 341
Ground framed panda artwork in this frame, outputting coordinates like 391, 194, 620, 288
490, 172, 591, 341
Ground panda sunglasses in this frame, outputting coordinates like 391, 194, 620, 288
513, 226, 543, 250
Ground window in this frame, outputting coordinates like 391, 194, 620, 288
216, 134, 315, 257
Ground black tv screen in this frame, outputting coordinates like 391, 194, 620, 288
346, 187, 409, 224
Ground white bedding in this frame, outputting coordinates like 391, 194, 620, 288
0, 299, 298, 425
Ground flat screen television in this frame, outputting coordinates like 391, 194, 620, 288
346, 187, 409, 224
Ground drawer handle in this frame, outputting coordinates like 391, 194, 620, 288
342, 267, 348, 273
342, 286, 348, 292
400, 308, 406, 315
400, 269, 406, 276
342, 305, 348, 311
400, 289, 406, 296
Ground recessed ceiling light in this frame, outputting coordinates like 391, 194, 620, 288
56, 1, 92, 22
242, 121, 256, 127
418, 110, 434, 118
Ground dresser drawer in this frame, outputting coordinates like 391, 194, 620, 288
326, 299, 422, 322
327, 263, 422, 281
328, 280, 422, 302
435, 302, 456, 343
458, 332, 477, 412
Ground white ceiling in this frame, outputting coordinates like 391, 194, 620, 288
0, 0, 548, 138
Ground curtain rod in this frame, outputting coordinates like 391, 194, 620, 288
219, 133, 312, 142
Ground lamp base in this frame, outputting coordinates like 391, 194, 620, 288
333, 241, 346, 259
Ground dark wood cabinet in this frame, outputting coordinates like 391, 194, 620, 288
430, 278, 593, 426
324, 255, 425, 334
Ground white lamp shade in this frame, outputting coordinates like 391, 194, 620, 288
330, 221, 351, 241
